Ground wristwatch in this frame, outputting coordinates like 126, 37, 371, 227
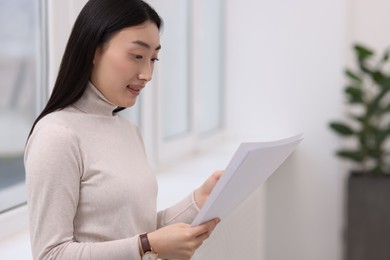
139, 233, 158, 260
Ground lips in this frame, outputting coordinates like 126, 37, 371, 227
127, 85, 143, 96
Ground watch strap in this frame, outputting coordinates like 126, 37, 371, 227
139, 233, 152, 254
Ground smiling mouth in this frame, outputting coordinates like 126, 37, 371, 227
127, 85, 142, 95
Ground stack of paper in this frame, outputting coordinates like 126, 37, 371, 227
192, 133, 304, 226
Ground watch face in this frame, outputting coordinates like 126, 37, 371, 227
142, 252, 158, 260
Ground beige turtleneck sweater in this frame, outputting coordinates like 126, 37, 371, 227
24, 82, 199, 260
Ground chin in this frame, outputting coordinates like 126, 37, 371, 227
123, 99, 137, 108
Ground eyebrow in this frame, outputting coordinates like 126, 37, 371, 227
131, 40, 161, 51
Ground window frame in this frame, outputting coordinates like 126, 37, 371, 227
144, 0, 227, 166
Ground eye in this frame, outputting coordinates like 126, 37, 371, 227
151, 57, 160, 63
134, 54, 143, 60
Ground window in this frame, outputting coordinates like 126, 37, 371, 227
196, 0, 224, 135
146, 0, 226, 164
0, 0, 42, 213
157, 0, 191, 140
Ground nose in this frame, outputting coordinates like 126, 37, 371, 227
138, 63, 153, 82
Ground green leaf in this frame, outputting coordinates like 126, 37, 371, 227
370, 166, 384, 175
381, 104, 390, 113
329, 122, 355, 135
345, 86, 364, 103
366, 147, 381, 158
381, 76, 390, 89
351, 115, 365, 124
345, 69, 362, 83
382, 48, 389, 63
371, 71, 390, 88
358, 62, 372, 74
366, 89, 387, 117
354, 44, 374, 61
336, 150, 364, 162
376, 128, 390, 143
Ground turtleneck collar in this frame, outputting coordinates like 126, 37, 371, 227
72, 81, 119, 116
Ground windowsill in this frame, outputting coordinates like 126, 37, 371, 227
0, 204, 29, 240
0, 205, 31, 259
0, 139, 239, 259
0, 181, 27, 213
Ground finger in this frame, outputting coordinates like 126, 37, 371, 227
195, 223, 218, 242
192, 218, 220, 236
207, 171, 222, 189
213, 170, 223, 179
196, 230, 211, 242
191, 223, 209, 236
203, 218, 219, 233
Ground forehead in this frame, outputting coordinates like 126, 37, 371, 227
108, 22, 160, 49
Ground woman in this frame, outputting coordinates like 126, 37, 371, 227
24, 0, 221, 259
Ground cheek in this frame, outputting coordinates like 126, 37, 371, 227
110, 55, 134, 77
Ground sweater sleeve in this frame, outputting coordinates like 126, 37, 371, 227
25, 123, 141, 260
157, 192, 200, 228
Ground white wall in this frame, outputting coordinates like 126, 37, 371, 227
225, 0, 390, 260
225, 0, 347, 259
348, 0, 390, 52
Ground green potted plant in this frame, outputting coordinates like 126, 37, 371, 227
329, 43, 390, 260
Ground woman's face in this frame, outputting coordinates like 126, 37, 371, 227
90, 21, 160, 108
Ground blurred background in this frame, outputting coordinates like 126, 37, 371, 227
0, 0, 389, 259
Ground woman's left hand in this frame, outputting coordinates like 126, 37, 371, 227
194, 170, 223, 209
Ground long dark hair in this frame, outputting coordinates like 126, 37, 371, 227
28, 0, 161, 138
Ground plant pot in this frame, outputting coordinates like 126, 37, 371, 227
346, 173, 390, 260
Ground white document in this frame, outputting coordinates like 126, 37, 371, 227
191, 133, 304, 226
